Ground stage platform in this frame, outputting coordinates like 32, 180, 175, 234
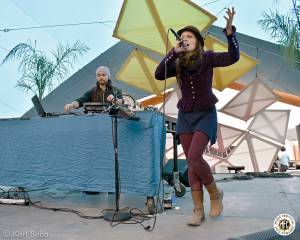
1, 172, 300, 240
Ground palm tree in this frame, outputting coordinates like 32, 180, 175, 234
258, 0, 300, 67
1, 40, 89, 100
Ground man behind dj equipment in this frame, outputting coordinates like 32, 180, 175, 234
64, 66, 122, 112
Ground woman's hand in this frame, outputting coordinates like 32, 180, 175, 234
174, 40, 188, 53
224, 7, 236, 35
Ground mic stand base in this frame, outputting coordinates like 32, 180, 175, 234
103, 209, 131, 222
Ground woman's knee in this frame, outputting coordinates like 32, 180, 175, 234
188, 170, 202, 191
190, 182, 202, 191
188, 155, 203, 171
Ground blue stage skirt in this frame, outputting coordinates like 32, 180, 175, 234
176, 105, 217, 145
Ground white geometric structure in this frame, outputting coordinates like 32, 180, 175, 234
220, 78, 278, 121
159, 83, 285, 173
159, 86, 180, 119
227, 133, 280, 172
211, 124, 245, 153
247, 110, 290, 145
201, 124, 245, 173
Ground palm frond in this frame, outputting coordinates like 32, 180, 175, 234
1, 40, 40, 73
51, 41, 89, 82
16, 78, 35, 94
258, 1, 300, 68
2, 39, 88, 99
258, 11, 291, 42
280, 27, 300, 65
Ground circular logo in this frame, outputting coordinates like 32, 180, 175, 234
3, 229, 11, 238
273, 214, 296, 236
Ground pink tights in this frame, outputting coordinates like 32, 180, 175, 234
179, 131, 214, 191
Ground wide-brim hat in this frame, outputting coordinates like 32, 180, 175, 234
177, 26, 204, 47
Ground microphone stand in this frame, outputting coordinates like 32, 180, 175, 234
103, 101, 131, 222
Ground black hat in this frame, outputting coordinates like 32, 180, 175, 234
177, 26, 204, 47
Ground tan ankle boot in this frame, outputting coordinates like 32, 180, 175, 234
205, 182, 223, 218
188, 207, 205, 226
188, 190, 205, 226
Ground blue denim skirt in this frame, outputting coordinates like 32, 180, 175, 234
176, 105, 217, 145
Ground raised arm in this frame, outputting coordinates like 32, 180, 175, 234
210, 7, 240, 67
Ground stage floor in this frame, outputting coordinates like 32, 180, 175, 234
1, 172, 300, 240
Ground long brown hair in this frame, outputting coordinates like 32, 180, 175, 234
175, 38, 204, 87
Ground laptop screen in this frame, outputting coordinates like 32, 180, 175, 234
31, 95, 46, 116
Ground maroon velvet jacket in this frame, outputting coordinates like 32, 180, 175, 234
155, 28, 240, 112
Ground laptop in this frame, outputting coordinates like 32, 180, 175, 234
31, 95, 74, 117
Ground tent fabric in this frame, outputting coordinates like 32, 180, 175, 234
247, 109, 290, 144
220, 78, 278, 121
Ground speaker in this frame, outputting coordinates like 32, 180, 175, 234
163, 159, 189, 187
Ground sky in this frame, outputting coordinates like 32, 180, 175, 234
0, 0, 299, 129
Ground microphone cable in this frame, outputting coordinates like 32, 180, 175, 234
145, 28, 174, 232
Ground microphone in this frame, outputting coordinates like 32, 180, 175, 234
169, 28, 189, 48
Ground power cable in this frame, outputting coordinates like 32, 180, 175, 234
0, 20, 116, 33
10, 0, 59, 43
215, 0, 238, 16
201, 0, 223, 7
0, 99, 22, 114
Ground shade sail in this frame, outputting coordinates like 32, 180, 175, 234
116, 48, 176, 94
220, 78, 278, 121
205, 35, 259, 90
247, 110, 290, 144
113, 0, 258, 93
211, 123, 245, 153
113, 0, 217, 54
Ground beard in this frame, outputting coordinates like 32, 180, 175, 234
98, 79, 107, 86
